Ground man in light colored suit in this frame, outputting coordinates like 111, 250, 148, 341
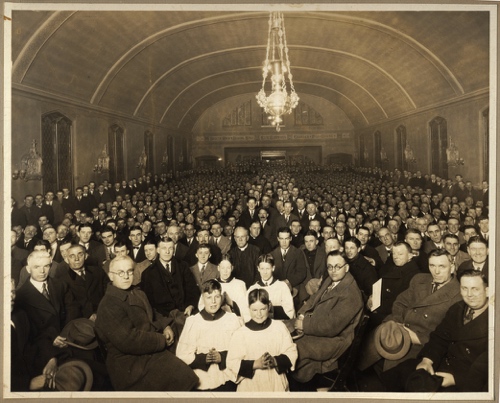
359, 249, 462, 372
209, 223, 231, 255
189, 244, 218, 290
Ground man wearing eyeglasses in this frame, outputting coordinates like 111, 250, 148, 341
287, 251, 363, 385
95, 255, 198, 391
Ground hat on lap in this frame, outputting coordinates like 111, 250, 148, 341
60, 318, 98, 350
374, 321, 411, 360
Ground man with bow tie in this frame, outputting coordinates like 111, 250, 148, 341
128, 226, 147, 263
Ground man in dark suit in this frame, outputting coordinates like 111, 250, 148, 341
61, 187, 77, 215
228, 226, 261, 289
33, 194, 54, 225
95, 183, 113, 205
290, 220, 304, 248
45, 191, 64, 227
77, 223, 107, 269
20, 225, 38, 252
300, 230, 327, 280
18, 195, 38, 227
257, 207, 278, 248
270, 227, 309, 305
184, 228, 221, 267
382, 270, 489, 392
128, 226, 147, 263
14, 251, 76, 375
275, 201, 299, 230
141, 238, 200, 336
11, 197, 26, 228
334, 220, 351, 245
11, 229, 29, 284
238, 196, 259, 229
248, 221, 273, 254
457, 236, 489, 280
369, 241, 420, 328
344, 238, 379, 302
167, 224, 189, 263
55, 244, 108, 320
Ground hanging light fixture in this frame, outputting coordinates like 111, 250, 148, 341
256, 12, 299, 132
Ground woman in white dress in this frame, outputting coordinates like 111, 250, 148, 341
227, 288, 298, 392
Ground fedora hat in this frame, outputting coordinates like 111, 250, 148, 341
55, 360, 93, 391
374, 321, 411, 360
29, 360, 93, 391
405, 369, 443, 392
60, 318, 98, 350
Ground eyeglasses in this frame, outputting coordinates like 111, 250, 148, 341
110, 269, 134, 278
327, 263, 347, 272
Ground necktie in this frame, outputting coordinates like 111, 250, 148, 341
431, 283, 439, 293
215, 237, 219, 245
201, 264, 206, 274
166, 263, 171, 273
42, 283, 50, 300
464, 307, 474, 324
79, 269, 86, 280
282, 249, 287, 261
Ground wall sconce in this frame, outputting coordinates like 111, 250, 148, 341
137, 147, 147, 169
404, 141, 417, 163
446, 136, 464, 166
93, 144, 110, 174
380, 147, 389, 162
363, 147, 369, 161
161, 149, 169, 167
13, 140, 43, 181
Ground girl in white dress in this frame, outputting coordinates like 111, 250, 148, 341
227, 288, 298, 391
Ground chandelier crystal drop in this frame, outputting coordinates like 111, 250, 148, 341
256, 12, 299, 132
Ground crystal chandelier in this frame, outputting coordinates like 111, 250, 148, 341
256, 12, 299, 132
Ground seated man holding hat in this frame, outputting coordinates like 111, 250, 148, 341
381, 269, 489, 392
359, 249, 462, 372
95, 255, 198, 391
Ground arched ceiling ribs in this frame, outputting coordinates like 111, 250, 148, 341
175, 80, 369, 129
137, 46, 261, 117
159, 64, 387, 124
147, 46, 410, 121
90, 12, 268, 105
12, 11, 76, 82
304, 12, 465, 95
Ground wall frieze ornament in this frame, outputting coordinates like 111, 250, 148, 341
195, 132, 352, 142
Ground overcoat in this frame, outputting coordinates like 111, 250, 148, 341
293, 272, 363, 382
95, 285, 198, 391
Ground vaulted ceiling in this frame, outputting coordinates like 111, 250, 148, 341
11, 9, 489, 132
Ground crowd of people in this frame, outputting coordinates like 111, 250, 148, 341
10, 161, 490, 392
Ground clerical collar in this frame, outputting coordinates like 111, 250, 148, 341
200, 308, 225, 321
239, 245, 248, 252
245, 317, 272, 331
218, 275, 233, 283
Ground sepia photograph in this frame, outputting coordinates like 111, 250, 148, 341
2, 2, 497, 401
